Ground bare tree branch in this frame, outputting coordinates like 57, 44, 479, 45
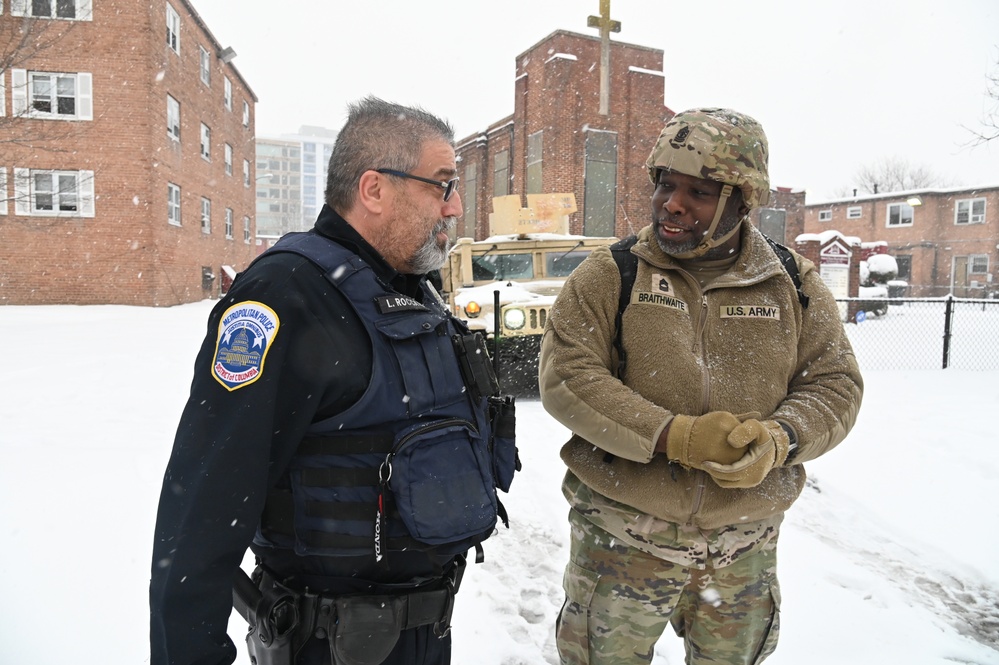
850, 156, 947, 195
962, 46, 999, 146
0, 16, 93, 212
0, 16, 86, 150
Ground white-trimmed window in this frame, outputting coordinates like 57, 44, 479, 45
12, 70, 92, 120
11, 0, 93, 20
200, 197, 211, 234
165, 3, 180, 54
846, 206, 862, 219
225, 207, 233, 239
13, 168, 95, 217
243, 159, 250, 187
223, 77, 232, 111
243, 215, 251, 243
1, 73, 6, 116
955, 197, 986, 225
970, 254, 989, 274
200, 123, 210, 160
0, 168, 7, 216
818, 209, 832, 222
166, 95, 180, 141
887, 202, 914, 227
242, 100, 250, 127
224, 143, 232, 175
167, 182, 181, 225
199, 46, 210, 86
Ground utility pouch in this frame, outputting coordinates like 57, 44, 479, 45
489, 395, 520, 492
384, 419, 497, 549
451, 332, 500, 402
328, 561, 462, 665
329, 596, 406, 665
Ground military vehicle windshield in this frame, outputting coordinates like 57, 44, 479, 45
545, 250, 592, 277
472, 253, 534, 281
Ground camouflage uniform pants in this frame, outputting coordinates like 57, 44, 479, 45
556, 510, 780, 665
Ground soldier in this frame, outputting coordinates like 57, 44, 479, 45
539, 108, 863, 664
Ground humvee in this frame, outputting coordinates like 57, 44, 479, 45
438, 194, 617, 394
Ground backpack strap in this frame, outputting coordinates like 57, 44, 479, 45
763, 236, 810, 309
610, 235, 639, 379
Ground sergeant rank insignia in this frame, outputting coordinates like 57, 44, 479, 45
211, 301, 280, 391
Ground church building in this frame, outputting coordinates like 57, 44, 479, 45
455, 28, 671, 240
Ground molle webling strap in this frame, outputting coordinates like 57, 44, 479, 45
672, 184, 734, 259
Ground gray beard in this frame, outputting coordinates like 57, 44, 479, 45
652, 212, 743, 259
408, 217, 456, 274
653, 218, 704, 257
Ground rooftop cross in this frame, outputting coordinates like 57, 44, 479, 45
587, 0, 621, 116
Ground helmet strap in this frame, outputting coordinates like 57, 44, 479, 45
672, 184, 737, 259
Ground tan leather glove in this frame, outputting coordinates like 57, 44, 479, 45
660, 411, 761, 468
702, 419, 790, 489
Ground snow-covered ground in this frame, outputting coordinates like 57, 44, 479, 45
1, 299, 997, 664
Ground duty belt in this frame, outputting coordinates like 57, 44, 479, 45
234, 557, 465, 665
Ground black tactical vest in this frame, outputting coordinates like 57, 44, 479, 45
252, 232, 514, 560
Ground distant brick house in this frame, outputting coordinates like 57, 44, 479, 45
802, 186, 999, 297
0, 0, 258, 306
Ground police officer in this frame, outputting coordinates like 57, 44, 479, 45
150, 97, 516, 665
540, 108, 863, 664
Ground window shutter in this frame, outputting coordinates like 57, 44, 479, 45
76, 0, 94, 20
76, 73, 93, 120
11, 0, 28, 17
13, 168, 31, 216
0, 74, 5, 116
11, 69, 27, 117
79, 170, 95, 217
0, 169, 8, 216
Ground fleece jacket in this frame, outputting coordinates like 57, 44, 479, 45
540, 222, 864, 530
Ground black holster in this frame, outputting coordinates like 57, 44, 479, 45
235, 557, 465, 665
236, 567, 307, 665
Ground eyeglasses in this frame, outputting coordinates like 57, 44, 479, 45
375, 168, 460, 202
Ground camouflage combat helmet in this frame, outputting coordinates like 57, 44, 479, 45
645, 107, 771, 209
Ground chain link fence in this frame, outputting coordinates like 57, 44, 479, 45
839, 297, 999, 370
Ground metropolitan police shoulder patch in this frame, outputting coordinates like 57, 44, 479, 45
211, 301, 280, 391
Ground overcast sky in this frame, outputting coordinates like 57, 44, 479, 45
192, 0, 997, 201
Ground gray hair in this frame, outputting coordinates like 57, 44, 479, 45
325, 96, 455, 212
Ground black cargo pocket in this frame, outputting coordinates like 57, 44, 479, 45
375, 314, 465, 414
555, 561, 600, 665
751, 580, 781, 665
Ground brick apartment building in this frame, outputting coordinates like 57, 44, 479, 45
0, 0, 257, 306
455, 30, 671, 240
801, 185, 999, 297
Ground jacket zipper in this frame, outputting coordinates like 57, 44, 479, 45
692, 293, 711, 522
652, 265, 714, 524
698, 294, 711, 410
